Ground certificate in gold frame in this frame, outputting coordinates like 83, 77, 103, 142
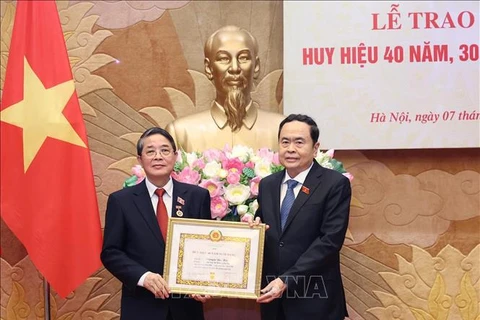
163, 217, 265, 299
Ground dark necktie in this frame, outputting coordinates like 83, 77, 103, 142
155, 188, 168, 240
280, 180, 298, 230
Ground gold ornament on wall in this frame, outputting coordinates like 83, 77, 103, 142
368, 244, 480, 320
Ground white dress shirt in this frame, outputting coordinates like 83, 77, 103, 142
280, 162, 314, 207
137, 177, 174, 287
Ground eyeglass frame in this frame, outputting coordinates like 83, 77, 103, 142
142, 148, 175, 158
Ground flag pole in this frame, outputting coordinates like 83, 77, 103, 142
43, 278, 51, 320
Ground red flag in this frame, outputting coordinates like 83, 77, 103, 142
0, 0, 102, 298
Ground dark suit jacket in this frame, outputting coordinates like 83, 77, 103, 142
101, 179, 211, 320
255, 161, 351, 320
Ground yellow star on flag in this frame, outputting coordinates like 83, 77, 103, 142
1, 57, 86, 173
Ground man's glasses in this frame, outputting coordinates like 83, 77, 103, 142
143, 148, 173, 158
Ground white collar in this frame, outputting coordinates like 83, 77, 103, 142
282, 162, 314, 185
144, 176, 173, 198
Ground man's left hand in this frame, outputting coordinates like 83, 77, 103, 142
248, 217, 270, 231
256, 278, 286, 303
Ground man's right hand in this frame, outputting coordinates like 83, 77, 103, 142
144, 272, 170, 299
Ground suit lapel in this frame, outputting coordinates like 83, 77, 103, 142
132, 181, 164, 245
282, 161, 324, 234
270, 172, 284, 234
171, 180, 187, 218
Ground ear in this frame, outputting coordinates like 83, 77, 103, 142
313, 142, 320, 155
204, 58, 213, 80
253, 56, 260, 79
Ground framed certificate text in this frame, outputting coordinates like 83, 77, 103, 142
163, 218, 266, 299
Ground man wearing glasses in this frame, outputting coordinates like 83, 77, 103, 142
101, 127, 212, 320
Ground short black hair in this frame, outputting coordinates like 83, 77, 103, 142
136, 127, 177, 156
278, 114, 320, 143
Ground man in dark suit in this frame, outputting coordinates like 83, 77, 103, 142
101, 127, 211, 320
254, 114, 351, 320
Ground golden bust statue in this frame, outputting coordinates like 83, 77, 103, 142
166, 26, 285, 152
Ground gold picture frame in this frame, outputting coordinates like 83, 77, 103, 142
163, 218, 266, 299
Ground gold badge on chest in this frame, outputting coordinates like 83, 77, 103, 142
175, 205, 183, 217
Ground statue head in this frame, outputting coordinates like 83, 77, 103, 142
204, 26, 260, 131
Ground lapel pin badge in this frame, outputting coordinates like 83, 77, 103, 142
301, 186, 310, 195
176, 210, 184, 217
177, 196, 185, 205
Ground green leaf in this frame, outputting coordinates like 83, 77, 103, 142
328, 159, 346, 173
123, 175, 138, 188
243, 167, 255, 178
174, 162, 185, 172
271, 164, 284, 173
222, 212, 240, 222
244, 199, 255, 206
239, 174, 250, 185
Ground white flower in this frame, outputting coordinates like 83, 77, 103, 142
249, 155, 262, 164
320, 161, 334, 169
203, 161, 222, 178
237, 204, 249, 216
249, 199, 259, 214
315, 151, 330, 164
218, 169, 228, 179
229, 145, 253, 162
186, 152, 198, 166
224, 184, 250, 205
254, 159, 272, 178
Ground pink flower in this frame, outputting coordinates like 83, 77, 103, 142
222, 158, 244, 173
211, 196, 229, 219
192, 158, 205, 170
326, 149, 335, 158
257, 148, 275, 162
176, 152, 183, 163
132, 165, 143, 176
245, 161, 254, 169
172, 167, 200, 185
272, 153, 280, 165
249, 176, 261, 196
343, 172, 354, 181
227, 171, 241, 184
132, 165, 145, 184
199, 179, 224, 197
203, 148, 225, 162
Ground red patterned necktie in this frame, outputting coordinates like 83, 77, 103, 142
155, 188, 168, 240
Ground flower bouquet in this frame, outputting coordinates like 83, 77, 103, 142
124, 145, 352, 222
